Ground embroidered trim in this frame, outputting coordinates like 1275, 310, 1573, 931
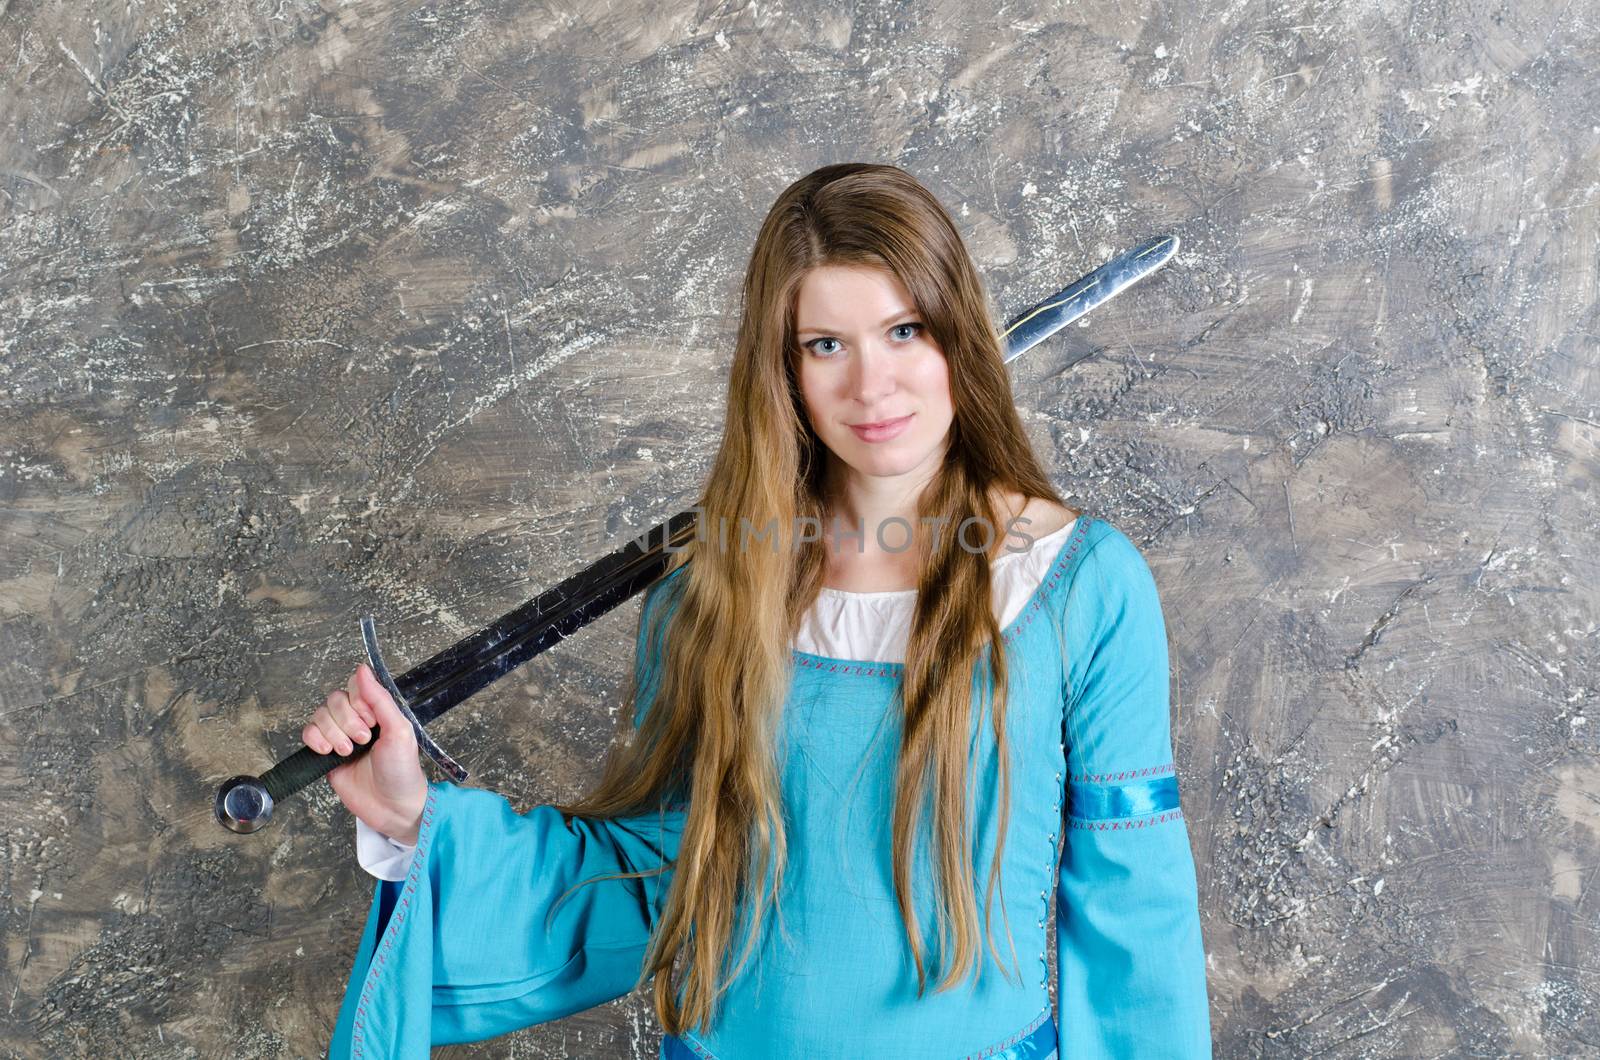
1066, 808, 1185, 831
1001, 514, 1092, 647
664, 1031, 719, 1059
965, 1007, 1053, 1059
351, 782, 440, 1058
1071, 762, 1176, 784
792, 655, 899, 678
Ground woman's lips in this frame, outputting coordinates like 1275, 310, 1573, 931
849, 414, 913, 443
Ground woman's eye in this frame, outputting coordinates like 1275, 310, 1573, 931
803, 323, 921, 357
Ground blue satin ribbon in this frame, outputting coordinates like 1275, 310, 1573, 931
1067, 773, 1179, 822
659, 1034, 702, 1060
993, 1015, 1058, 1059
660, 1012, 1057, 1059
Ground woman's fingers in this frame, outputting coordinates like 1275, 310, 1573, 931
301, 719, 331, 755
343, 670, 377, 729
318, 691, 358, 754
300, 665, 414, 759
354, 664, 407, 735
329, 690, 365, 745
311, 714, 347, 755
302, 703, 341, 755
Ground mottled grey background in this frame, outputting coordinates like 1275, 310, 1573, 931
2, 0, 1597, 1056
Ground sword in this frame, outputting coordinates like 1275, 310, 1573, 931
214, 234, 1180, 833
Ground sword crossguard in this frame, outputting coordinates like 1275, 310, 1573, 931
359, 615, 470, 784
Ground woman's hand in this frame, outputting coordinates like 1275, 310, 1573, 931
301, 663, 427, 845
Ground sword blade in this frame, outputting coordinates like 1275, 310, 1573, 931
999, 234, 1179, 363
220, 235, 1183, 829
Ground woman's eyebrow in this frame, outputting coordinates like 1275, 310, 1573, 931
795, 309, 917, 336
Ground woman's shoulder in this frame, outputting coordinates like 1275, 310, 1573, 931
1076, 517, 1152, 576
1050, 514, 1163, 626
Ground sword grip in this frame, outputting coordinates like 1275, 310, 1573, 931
263, 737, 377, 802
214, 732, 383, 834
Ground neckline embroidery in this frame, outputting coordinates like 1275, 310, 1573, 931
791, 514, 1094, 677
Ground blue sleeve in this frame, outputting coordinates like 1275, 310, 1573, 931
1054, 530, 1212, 1057
329, 567, 687, 1055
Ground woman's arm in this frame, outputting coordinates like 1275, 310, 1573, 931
328, 567, 688, 1055
1054, 529, 1212, 1057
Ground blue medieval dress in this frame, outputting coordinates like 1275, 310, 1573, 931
328, 513, 1212, 1058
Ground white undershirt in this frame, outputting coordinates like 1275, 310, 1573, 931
354, 518, 1079, 880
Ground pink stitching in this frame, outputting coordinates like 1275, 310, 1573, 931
1066, 808, 1185, 831
1001, 515, 1091, 645
676, 1032, 719, 1058
351, 781, 440, 1057
965, 1007, 1050, 1058
792, 654, 897, 677
1070, 762, 1177, 784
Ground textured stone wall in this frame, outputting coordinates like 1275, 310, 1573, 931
2, 0, 1596, 1055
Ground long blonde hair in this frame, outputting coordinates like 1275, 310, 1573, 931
550, 162, 1066, 1036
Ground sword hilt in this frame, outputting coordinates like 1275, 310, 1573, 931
213, 615, 468, 834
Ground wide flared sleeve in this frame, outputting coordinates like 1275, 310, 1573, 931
1054, 529, 1212, 1058
328, 567, 688, 1057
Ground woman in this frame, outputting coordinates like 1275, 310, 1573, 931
306, 162, 1212, 1058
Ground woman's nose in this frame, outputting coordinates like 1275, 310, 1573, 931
847, 345, 896, 403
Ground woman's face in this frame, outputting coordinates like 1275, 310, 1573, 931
793, 264, 954, 486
